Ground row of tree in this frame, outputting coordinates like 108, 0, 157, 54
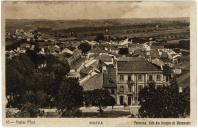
164, 40, 190, 50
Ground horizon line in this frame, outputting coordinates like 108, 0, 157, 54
5, 17, 190, 21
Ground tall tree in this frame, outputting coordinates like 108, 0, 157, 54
56, 78, 83, 117
163, 64, 172, 79
6, 51, 70, 110
78, 42, 91, 54
138, 83, 159, 117
84, 89, 114, 113
103, 95, 116, 109
6, 54, 35, 108
138, 80, 188, 118
180, 86, 190, 116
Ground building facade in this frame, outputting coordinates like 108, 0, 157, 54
102, 57, 170, 106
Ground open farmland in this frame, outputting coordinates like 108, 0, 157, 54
6, 18, 189, 42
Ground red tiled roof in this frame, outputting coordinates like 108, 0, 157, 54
150, 49, 160, 58
81, 73, 103, 91
99, 54, 113, 62
117, 57, 162, 73
90, 47, 107, 54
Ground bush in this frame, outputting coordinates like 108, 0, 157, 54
61, 108, 82, 117
78, 42, 91, 54
119, 48, 129, 55
138, 81, 189, 118
6, 110, 18, 118
95, 33, 105, 42
17, 102, 41, 118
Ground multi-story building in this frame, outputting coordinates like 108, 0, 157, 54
102, 56, 170, 106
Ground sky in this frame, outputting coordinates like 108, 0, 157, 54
3, 1, 191, 20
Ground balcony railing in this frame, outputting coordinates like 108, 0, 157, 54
147, 80, 155, 84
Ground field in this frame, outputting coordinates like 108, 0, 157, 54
6, 18, 190, 41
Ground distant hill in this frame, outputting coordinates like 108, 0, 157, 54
5, 17, 190, 33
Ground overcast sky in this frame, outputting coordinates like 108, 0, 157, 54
3, 1, 191, 20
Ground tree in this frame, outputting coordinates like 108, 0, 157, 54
83, 90, 94, 107
180, 86, 190, 116
35, 90, 49, 108
163, 64, 172, 79
103, 96, 116, 109
138, 83, 159, 117
6, 50, 70, 112
138, 80, 188, 118
43, 54, 70, 103
56, 78, 83, 117
84, 89, 113, 113
78, 42, 91, 54
26, 48, 47, 66
17, 102, 41, 118
6, 54, 35, 108
179, 40, 190, 50
95, 33, 105, 42
45, 54, 70, 77
32, 30, 41, 41
118, 48, 129, 55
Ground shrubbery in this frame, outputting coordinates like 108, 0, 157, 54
138, 79, 190, 118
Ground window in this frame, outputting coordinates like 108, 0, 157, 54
148, 75, 153, 81
120, 86, 124, 92
166, 76, 169, 81
157, 75, 161, 81
138, 85, 143, 92
129, 86, 132, 92
109, 78, 114, 83
128, 75, 131, 81
111, 89, 115, 94
120, 75, 124, 81
138, 74, 142, 81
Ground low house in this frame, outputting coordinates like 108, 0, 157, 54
99, 53, 115, 66
61, 47, 73, 54
66, 48, 82, 65
118, 38, 131, 46
151, 58, 165, 69
158, 48, 182, 65
80, 66, 95, 78
132, 49, 145, 58
173, 68, 182, 75
128, 44, 143, 55
89, 46, 107, 55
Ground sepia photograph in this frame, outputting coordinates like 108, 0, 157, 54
1, 0, 196, 127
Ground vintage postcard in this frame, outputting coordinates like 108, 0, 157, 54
1, 0, 197, 127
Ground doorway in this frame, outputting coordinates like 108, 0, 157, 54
128, 96, 132, 105
120, 96, 124, 105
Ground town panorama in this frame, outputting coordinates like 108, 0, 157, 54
5, 18, 190, 118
